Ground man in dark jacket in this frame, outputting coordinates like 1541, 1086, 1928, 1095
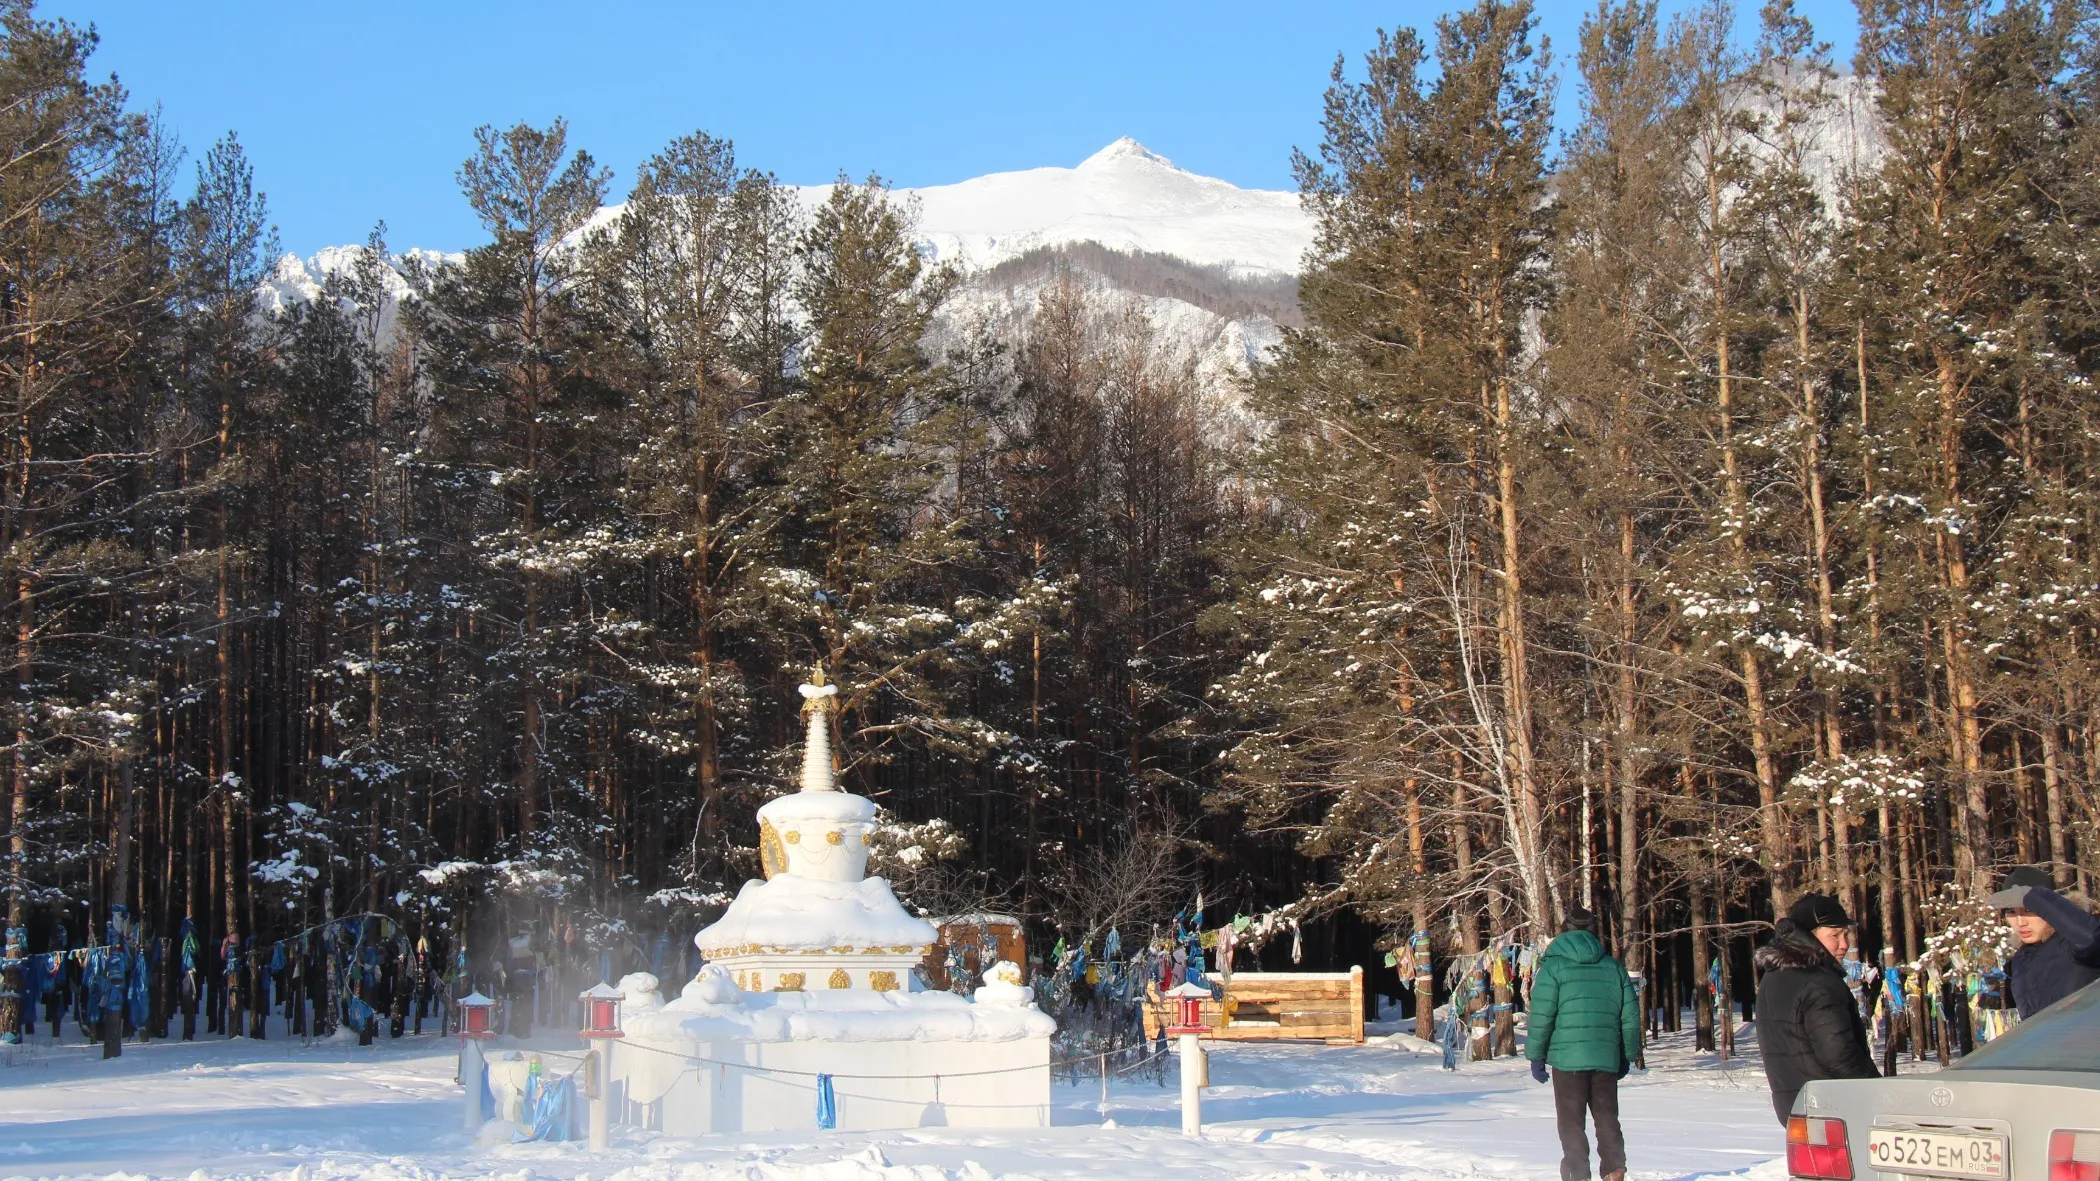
1754, 893, 1878, 1125
1527, 909, 1641, 1181
1985, 865, 2100, 1017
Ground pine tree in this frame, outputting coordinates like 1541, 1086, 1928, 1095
409, 119, 609, 861
1854, 0, 2069, 895
586, 132, 798, 885
0, 1, 171, 1038
1550, 0, 1690, 967
175, 132, 278, 950
1216, 0, 1562, 979
763, 178, 989, 783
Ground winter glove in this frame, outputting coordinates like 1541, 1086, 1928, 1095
1616, 1060, 1630, 1081
1531, 1060, 1549, 1084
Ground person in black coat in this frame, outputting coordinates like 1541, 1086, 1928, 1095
1753, 893, 1878, 1125
1985, 865, 2100, 1018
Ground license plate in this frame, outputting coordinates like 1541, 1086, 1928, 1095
1865, 1128, 2008, 1180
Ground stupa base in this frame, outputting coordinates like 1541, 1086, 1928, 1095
610, 975, 1054, 1134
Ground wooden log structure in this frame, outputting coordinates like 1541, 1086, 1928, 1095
1142, 966, 1365, 1044
919, 913, 1027, 991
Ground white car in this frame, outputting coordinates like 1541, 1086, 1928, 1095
1788, 981, 2099, 1180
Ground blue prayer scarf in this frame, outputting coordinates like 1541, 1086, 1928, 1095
816, 1073, 837, 1130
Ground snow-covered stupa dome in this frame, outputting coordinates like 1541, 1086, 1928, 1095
695, 670, 939, 993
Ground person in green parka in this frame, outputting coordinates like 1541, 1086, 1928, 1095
1526, 908, 1642, 1181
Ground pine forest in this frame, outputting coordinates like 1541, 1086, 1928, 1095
0, 0, 2096, 1047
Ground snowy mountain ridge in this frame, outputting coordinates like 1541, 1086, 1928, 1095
260, 139, 1310, 403
819, 136, 1313, 279
259, 97, 1888, 407
264, 138, 1313, 303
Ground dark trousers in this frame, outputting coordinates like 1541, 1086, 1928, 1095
1551, 1068, 1626, 1181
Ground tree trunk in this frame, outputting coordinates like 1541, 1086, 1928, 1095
1406, 780, 1433, 1042
1796, 292, 1855, 913
113, 755, 137, 928
1710, 202, 1787, 910
1932, 347, 1989, 895
1452, 767, 1481, 956
1492, 369, 1551, 937
1691, 874, 1716, 1052
2041, 717, 2069, 885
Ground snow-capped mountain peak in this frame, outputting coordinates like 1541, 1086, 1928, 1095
1078, 136, 1177, 170
878, 138, 1310, 278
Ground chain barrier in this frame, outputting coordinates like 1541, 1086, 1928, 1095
610, 1028, 1171, 1082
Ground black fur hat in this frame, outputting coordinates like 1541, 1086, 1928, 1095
1786, 892, 1852, 931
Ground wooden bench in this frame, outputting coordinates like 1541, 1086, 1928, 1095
1142, 966, 1365, 1044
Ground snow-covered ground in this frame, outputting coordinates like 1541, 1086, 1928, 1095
0, 1020, 1799, 1181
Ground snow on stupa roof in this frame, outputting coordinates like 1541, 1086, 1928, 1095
696, 872, 937, 956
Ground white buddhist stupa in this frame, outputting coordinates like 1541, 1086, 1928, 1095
695, 673, 938, 994
607, 670, 1054, 1134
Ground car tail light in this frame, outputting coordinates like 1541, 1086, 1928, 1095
2052, 1130, 2100, 1181
1787, 1115, 1853, 1180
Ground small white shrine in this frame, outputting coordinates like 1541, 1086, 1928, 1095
609, 672, 1054, 1133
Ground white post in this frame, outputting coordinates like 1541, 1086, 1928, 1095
462, 1039, 485, 1132
1178, 1032, 1203, 1137
588, 1041, 611, 1151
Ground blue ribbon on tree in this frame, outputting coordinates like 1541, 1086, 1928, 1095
1440, 1003, 1462, 1071
127, 952, 149, 1028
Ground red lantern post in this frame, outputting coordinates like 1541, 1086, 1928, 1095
579, 982, 625, 1040
1163, 979, 1211, 1136
457, 991, 497, 1039
1164, 979, 1209, 1035
578, 982, 624, 1151
457, 991, 497, 1132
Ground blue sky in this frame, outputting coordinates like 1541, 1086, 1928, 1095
49, 1, 1859, 257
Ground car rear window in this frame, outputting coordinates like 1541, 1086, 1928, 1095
1952, 980, 2100, 1072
